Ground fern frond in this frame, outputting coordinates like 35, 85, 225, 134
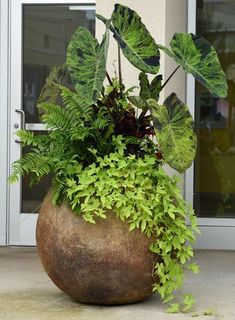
93, 106, 112, 130
59, 85, 94, 119
16, 130, 48, 147
51, 178, 66, 205
124, 136, 144, 145
39, 102, 71, 130
70, 124, 96, 142
9, 152, 56, 183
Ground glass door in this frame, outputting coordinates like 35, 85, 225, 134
187, 0, 235, 249
9, 0, 95, 245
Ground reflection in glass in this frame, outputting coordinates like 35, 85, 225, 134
195, 0, 235, 218
22, 174, 52, 213
22, 5, 95, 213
23, 5, 95, 123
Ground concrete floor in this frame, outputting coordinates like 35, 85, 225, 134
0, 248, 235, 320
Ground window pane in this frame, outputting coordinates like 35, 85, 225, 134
21, 5, 95, 213
23, 5, 95, 123
195, 0, 235, 218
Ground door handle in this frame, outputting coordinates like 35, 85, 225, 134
15, 109, 25, 129
15, 109, 25, 143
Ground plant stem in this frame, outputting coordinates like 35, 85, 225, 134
118, 45, 123, 90
139, 109, 148, 119
161, 65, 180, 89
106, 72, 113, 86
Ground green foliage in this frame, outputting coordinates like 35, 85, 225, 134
166, 293, 196, 313
187, 262, 200, 274
37, 66, 66, 104
110, 4, 160, 74
66, 26, 109, 103
182, 294, 196, 312
66, 4, 226, 173
148, 93, 197, 172
95, 5, 227, 171
139, 72, 162, 101
9, 80, 156, 184
9, 150, 56, 185
9, 3, 228, 313
192, 309, 215, 317
128, 72, 162, 112
58, 85, 94, 119
166, 303, 180, 314
60, 138, 199, 307
203, 309, 215, 316
158, 33, 228, 97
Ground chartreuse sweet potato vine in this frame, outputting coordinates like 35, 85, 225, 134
64, 136, 200, 312
10, 2, 227, 313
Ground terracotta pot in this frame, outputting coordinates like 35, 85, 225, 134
36, 192, 157, 305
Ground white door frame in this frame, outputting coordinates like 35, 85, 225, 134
186, 0, 235, 249
8, 0, 95, 246
0, 0, 10, 246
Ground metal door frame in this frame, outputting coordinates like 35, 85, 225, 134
8, 0, 95, 245
186, 0, 235, 249
0, 0, 10, 246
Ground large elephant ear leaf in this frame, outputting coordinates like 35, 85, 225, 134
148, 93, 197, 173
66, 25, 109, 104
158, 33, 227, 97
111, 4, 160, 74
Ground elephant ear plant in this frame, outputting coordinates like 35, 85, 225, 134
10, 4, 227, 313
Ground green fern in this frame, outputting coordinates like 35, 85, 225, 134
59, 85, 94, 119
9, 152, 56, 183
39, 102, 71, 130
69, 125, 96, 142
51, 178, 66, 205
16, 130, 48, 147
9, 78, 156, 204
93, 106, 112, 130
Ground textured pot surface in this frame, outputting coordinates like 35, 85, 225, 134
36, 192, 157, 305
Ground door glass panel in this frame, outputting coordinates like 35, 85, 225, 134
22, 4, 95, 213
23, 5, 95, 123
195, 0, 235, 218
21, 131, 52, 213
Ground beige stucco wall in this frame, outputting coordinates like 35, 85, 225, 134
164, 0, 187, 102
96, 0, 187, 102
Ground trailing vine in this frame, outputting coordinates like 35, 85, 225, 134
64, 136, 200, 312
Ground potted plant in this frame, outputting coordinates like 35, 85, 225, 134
9, 3, 227, 313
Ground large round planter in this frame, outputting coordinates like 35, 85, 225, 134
36, 192, 157, 305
